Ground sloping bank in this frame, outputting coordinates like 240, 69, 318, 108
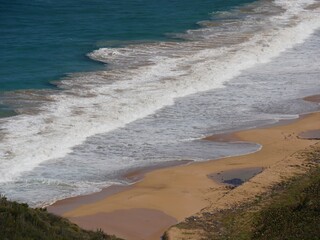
165, 137, 320, 239
0, 196, 122, 240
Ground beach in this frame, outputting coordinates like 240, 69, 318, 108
1, 0, 320, 208
1, 1, 320, 239
49, 98, 320, 240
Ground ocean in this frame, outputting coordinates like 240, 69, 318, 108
0, 0, 320, 206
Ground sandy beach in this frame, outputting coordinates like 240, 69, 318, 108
48, 98, 320, 240
2, 0, 320, 239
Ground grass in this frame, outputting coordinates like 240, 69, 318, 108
170, 146, 320, 240
0, 196, 122, 240
252, 166, 320, 240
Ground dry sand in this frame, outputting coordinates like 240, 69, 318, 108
49, 111, 320, 240
70, 208, 177, 240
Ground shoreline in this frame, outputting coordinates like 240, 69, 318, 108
48, 96, 320, 240
48, 159, 193, 216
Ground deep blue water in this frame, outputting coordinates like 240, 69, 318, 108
0, 0, 254, 92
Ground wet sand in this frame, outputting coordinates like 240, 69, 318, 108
299, 130, 320, 140
304, 94, 320, 103
49, 110, 320, 240
48, 160, 192, 216
203, 132, 240, 142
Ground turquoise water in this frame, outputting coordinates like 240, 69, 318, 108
0, 0, 254, 91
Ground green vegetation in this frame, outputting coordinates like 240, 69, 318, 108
252, 167, 320, 239
0, 197, 122, 240
171, 146, 320, 240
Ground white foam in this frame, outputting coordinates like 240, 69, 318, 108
0, 0, 319, 184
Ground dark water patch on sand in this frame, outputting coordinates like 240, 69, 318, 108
208, 167, 263, 187
299, 130, 320, 140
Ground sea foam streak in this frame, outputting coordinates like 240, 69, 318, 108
0, 0, 320, 184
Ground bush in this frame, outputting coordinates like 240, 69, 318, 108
0, 196, 122, 240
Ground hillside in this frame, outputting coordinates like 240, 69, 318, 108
0, 196, 122, 240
